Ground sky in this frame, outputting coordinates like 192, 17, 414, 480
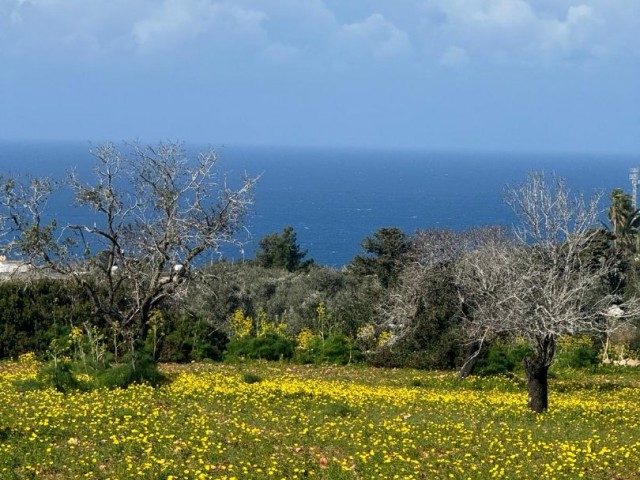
1, 0, 639, 154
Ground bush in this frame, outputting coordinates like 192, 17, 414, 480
13, 377, 47, 392
294, 334, 361, 365
156, 312, 226, 363
320, 334, 360, 365
36, 361, 90, 393
96, 348, 165, 389
554, 337, 600, 369
186, 262, 372, 340
0, 279, 93, 359
475, 347, 515, 377
225, 333, 295, 362
25, 346, 165, 392
242, 372, 263, 384
365, 264, 465, 370
409, 378, 424, 387
475, 342, 532, 377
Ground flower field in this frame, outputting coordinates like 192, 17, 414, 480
1, 361, 639, 480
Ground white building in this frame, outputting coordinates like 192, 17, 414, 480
0, 255, 31, 274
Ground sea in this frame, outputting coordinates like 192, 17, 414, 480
0, 140, 637, 267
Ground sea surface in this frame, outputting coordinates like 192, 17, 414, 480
0, 141, 637, 267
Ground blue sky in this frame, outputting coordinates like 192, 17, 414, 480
1, 0, 639, 153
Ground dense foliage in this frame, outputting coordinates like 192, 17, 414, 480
1, 214, 639, 381
0, 279, 93, 358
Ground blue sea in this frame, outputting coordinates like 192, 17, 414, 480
0, 141, 637, 267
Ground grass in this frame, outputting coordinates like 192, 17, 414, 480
1, 360, 640, 479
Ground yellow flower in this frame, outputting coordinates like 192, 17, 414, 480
230, 309, 253, 338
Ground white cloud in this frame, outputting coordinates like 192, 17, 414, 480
0, 0, 271, 58
414, 0, 637, 64
334, 13, 412, 59
537, 4, 606, 59
246, 0, 336, 35
132, 1, 267, 53
0, 0, 144, 57
471, 0, 536, 28
238, 0, 337, 60
0, 0, 637, 67
0, 0, 339, 63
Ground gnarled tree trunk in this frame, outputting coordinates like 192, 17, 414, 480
458, 340, 485, 379
458, 353, 479, 379
524, 335, 556, 413
524, 356, 549, 413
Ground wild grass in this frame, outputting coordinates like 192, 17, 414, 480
1, 360, 639, 479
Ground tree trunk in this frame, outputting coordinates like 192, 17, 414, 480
458, 340, 485, 378
524, 357, 549, 413
458, 351, 480, 378
138, 304, 151, 344
523, 334, 556, 413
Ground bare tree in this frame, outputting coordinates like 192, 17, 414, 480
456, 172, 640, 412
376, 227, 507, 366
0, 142, 257, 361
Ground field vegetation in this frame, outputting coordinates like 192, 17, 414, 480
2, 358, 640, 479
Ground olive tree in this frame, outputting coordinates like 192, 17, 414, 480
0, 142, 256, 361
456, 172, 640, 412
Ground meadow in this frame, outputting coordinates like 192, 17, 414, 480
1, 359, 639, 480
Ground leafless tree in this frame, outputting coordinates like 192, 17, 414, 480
377, 227, 507, 357
456, 172, 640, 412
0, 142, 257, 361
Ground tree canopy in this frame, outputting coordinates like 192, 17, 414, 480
0, 141, 257, 361
349, 227, 410, 288
255, 226, 313, 272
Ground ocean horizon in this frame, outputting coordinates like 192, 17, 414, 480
0, 140, 638, 267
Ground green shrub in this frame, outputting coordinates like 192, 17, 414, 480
475, 348, 514, 377
28, 346, 164, 392
320, 334, 360, 365
242, 372, 263, 384
409, 378, 424, 387
156, 312, 227, 363
0, 279, 94, 359
96, 348, 165, 389
294, 334, 361, 365
475, 342, 532, 377
554, 337, 600, 369
36, 361, 89, 393
156, 330, 192, 363
225, 333, 295, 362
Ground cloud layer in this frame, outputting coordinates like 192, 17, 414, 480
2, 0, 638, 67
1, 1, 638, 152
